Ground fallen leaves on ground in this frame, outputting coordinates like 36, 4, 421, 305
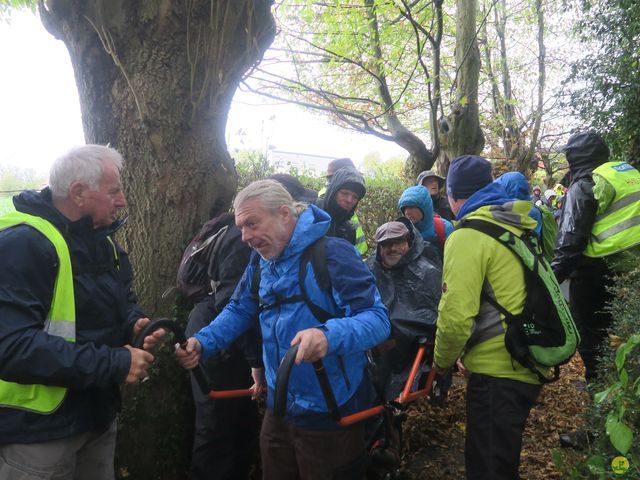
400, 356, 589, 479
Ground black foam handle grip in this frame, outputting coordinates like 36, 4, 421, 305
273, 343, 341, 421
133, 318, 211, 395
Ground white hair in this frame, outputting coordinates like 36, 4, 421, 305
49, 145, 123, 197
234, 179, 306, 217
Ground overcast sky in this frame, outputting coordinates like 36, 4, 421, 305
0, 11, 405, 176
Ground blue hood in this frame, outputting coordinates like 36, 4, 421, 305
456, 182, 515, 220
272, 204, 331, 263
493, 172, 542, 237
494, 172, 530, 201
398, 186, 435, 239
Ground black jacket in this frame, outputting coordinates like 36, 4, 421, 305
316, 167, 365, 245
552, 132, 610, 283
185, 213, 262, 391
0, 189, 143, 444
432, 194, 454, 221
366, 225, 441, 373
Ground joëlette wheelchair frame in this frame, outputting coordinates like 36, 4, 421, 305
135, 319, 437, 426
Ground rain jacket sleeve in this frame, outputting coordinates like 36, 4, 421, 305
434, 228, 487, 369
213, 229, 262, 368
320, 239, 390, 355
551, 179, 598, 283
194, 264, 259, 360
0, 226, 131, 389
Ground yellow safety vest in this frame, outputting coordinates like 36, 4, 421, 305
0, 212, 75, 414
584, 162, 640, 258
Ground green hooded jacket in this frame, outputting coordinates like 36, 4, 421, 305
434, 199, 544, 385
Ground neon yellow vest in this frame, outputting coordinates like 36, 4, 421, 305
0, 212, 75, 414
584, 162, 640, 258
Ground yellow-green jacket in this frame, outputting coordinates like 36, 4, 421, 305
584, 161, 640, 267
434, 194, 543, 385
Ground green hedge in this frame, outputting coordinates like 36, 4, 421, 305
556, 267, 640, 479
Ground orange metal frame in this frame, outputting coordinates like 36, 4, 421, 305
207, 344, 436, 426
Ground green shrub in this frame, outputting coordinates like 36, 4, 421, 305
557, 268, 640, 479
357, 176, 410, 249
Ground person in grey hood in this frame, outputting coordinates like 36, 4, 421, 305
317, 166, 366, 246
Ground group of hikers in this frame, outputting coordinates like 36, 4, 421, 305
1, 130, 639, 480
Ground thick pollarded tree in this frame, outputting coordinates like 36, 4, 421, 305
437, 0, 484, 171
36, 0, 275, 316
0, 2, 275, 477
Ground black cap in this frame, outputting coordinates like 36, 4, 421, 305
326, 158, 355, 177
268, 173, 318, 203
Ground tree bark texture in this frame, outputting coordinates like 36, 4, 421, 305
40, 0, 275, 317
438, 0, 484, 166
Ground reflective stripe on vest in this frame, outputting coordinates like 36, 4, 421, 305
0, 211, 75, 414
584, 162, 640, 258
352, 213, 368, 256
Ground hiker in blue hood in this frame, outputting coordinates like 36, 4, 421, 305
494, 172, 543, 234
398, 185, 453, 253
494, 172, 557, 262
176, 180, 390, 479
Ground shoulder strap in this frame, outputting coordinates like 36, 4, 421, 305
250, 252, 261, 304
298, 236, 333, 322
459, 218, 557, 383
433, 214, 446, 247
249, 237, 334, 323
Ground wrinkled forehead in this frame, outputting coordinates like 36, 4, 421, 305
235, 198, 277, 225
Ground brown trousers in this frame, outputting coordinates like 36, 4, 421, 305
260, 410, 367, 480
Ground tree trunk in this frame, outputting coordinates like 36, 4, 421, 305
39, 2, 275, 478
40, 0, 275, 316
518, 0, 546, 174
438, 0, 484, 169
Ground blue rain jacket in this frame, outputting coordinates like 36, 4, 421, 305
194, 205, 390, 428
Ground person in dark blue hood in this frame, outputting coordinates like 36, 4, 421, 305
494, 171, 559, 262
398, 186, 453, 254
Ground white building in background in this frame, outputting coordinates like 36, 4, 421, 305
269, 150, 340, 176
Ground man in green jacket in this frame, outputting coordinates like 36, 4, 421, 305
433, 155, 543, 480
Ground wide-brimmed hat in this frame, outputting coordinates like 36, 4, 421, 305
416, 170, 445, 187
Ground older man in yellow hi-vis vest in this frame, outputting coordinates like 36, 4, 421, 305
552, 132, 640, 383
0, 145, 160, 480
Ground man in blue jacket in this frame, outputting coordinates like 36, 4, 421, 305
176, 179, 390, 479
0, 145, 158, 479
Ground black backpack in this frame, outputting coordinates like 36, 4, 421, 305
176, 213, 233, 304
459, 219, 580, 382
